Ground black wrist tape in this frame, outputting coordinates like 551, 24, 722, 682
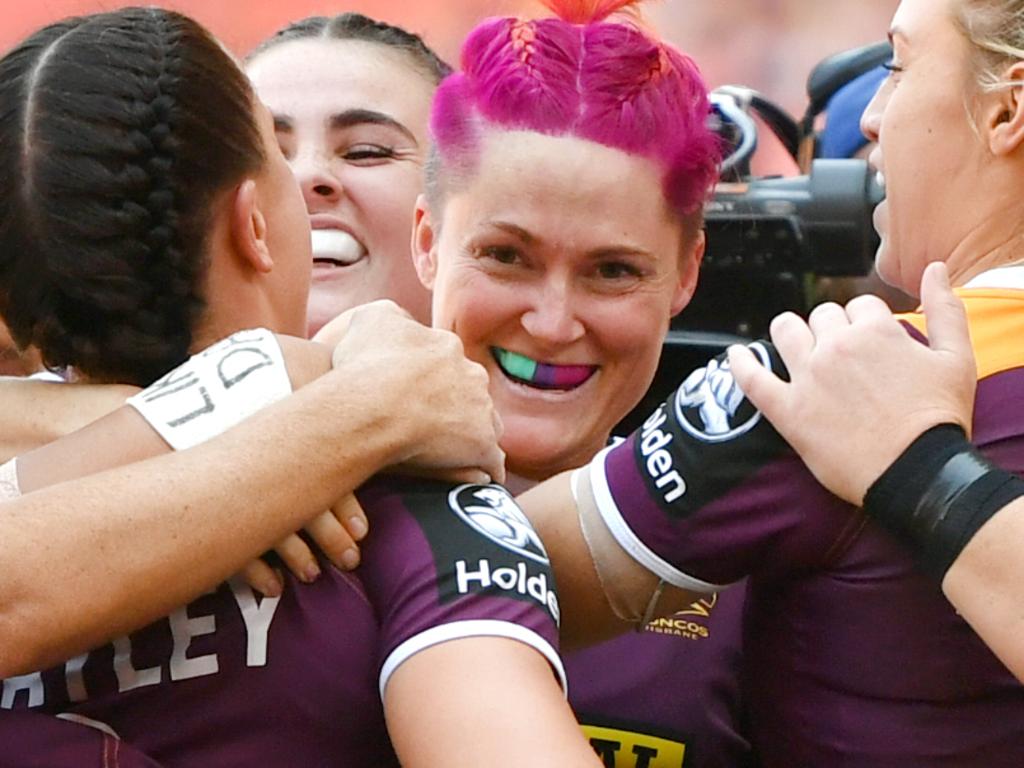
863, 424, 1024, 581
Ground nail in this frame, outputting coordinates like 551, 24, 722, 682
347, 516, 368, 540
340, 548, 360, 570
303, 563, 321, 583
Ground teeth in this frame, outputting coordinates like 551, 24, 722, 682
311, 230, 365, 265
875, 171, 885, 189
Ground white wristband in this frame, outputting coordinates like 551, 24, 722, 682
126, 328, 292, 450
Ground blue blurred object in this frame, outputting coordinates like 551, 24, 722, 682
819, 66, 888, 159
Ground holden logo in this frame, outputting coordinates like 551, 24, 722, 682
449, 485, 550, 564
673, 342, 768, 443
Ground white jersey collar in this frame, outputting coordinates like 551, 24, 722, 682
962, 264, 1024, 291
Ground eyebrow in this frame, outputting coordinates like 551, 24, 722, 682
888, 26, 907, 44
486, 220, 655, 260
272, 109, 417, 145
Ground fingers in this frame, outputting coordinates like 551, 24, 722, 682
807, 302, 850, 337
844, 293, 894, 325
305, 510, 361, 572
332, 494, 369, 543
239, 559, 283, 598
919, 262, 973, 360
728, 344, 787, 421
768, 312, 814, 372
275, 533, 322, 583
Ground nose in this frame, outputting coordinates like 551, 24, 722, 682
290, 149, 342, 208
520, 278, 585, 346
860, 79, 889, 145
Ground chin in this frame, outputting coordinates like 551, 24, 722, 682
500, 419, 602, 481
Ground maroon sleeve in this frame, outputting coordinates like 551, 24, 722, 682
355, 477, 565, 698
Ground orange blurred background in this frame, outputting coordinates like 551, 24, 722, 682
1, 0, 896, 117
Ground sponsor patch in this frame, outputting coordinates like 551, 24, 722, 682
673, 342, 770, 443
582, 724, 687, 768
448, 485, 550, 564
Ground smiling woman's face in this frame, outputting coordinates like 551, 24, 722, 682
414, 130, 702, 480
247, 38, 435, 335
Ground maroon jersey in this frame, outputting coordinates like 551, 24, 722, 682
566, 585, 751, 768
586, 281, 1024, 766
0, 478, 562, 766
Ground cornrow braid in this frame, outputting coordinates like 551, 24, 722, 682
428, 0, 720, 222
0, 8, 264, 385
247, 12, 451, 84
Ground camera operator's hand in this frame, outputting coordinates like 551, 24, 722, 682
728, 262, 976, 506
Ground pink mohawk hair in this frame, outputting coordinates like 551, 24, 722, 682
430, 0, 720, 215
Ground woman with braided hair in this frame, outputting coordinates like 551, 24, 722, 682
0, 7, 591, 767
1, 1, 752, 764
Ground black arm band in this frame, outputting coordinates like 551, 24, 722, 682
863, 424, 1024, 581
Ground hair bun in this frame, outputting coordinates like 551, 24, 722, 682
537, 0, 643, 25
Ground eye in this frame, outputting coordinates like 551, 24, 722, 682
595, 260, 642, 280
342, 144, 397, 163
882, 59, 904, 75
477, 245, 521, 266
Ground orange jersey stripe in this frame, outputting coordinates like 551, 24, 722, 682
897, 288, 1024, 381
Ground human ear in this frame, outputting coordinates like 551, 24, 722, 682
231, 179, 273, 273
671, 229, 705, 316
988, 61, 1024, 156
411, 194, 439, 290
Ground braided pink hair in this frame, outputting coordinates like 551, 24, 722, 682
430, 0, 720, 216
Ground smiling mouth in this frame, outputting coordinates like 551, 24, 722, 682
311, 230, 367, 267
491, 347, 598, 391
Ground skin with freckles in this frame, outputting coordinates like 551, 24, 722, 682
247, 38, 435, 335
414, 129, 702, 482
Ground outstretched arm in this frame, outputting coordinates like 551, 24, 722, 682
730, 262, 1024, 683
0, 378, 137, 462
0, 304, 504, 676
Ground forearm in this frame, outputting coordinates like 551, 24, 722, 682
517, 471, 698, 650
15, 334, 331, 491
943, 499, 1024, 683
0, 378, 137, 462
0, 343, 425, 675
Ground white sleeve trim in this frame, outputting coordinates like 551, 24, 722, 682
379, 619, 567, 700
588, 445, 728, 593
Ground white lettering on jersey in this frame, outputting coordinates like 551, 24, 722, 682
1, 583, 283, 710
65, 653, 88, 703
1, 671, 44, 708
229, 578, 281, 667
455, 559, 560, 624
169, 604, 219, 682
640, 406, 686, 504
113, 635, 161, 693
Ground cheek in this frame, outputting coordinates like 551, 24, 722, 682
593, 300, 667, 369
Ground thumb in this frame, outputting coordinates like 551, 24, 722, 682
728, 344, 787, 422
920, 262, 973, 361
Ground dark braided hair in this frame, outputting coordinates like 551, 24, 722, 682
0, 7, 265, 385
247, 13, 451, 84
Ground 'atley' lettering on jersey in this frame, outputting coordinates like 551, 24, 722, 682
639, 406, 686, 504
0, 579, 280, 710
455, 559, 560, 624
